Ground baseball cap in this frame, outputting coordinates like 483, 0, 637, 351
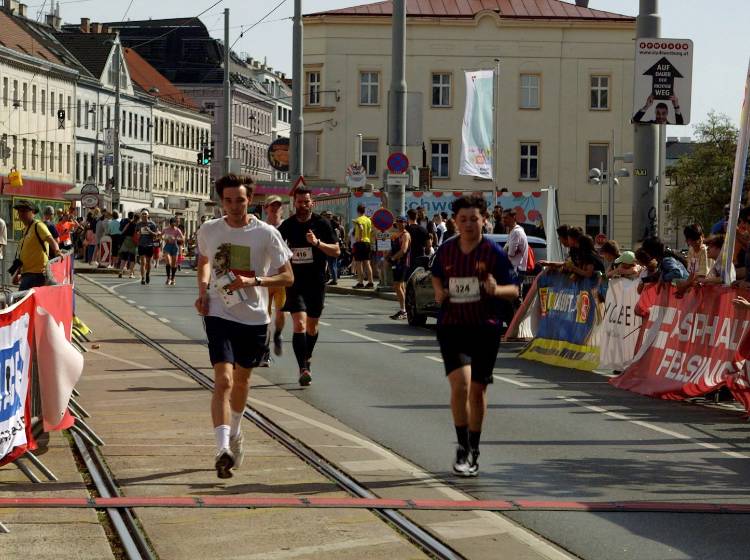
13, 199, 36, 212
614, 251, 636, 265
264, 195, 283, 207
396, 215, 407, 222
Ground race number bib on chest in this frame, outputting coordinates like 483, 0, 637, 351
291, 247, 313, 264
449, 277, 481, 304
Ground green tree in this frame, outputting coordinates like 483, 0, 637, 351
665, 112, 746, 233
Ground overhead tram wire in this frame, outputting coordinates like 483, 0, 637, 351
121, 0, 135, 21
229, 0, 287, 51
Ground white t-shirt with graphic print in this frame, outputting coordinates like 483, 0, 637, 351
197, 216, 292, 325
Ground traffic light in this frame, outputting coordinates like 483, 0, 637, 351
57, 109, 65, 130
202, 147, 210, 165
196, 151, 204, 165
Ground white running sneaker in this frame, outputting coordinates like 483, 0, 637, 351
214, 448, 235, 479
229, 432, 244, 469
452, 446, 471, 477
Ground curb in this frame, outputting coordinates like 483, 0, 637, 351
327, 285, 398, 302
75, 268, 121, 275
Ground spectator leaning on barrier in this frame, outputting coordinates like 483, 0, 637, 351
565, 235, 605, 279
12, 199, 60, 290
683, 223, 711, 279
640, 236, 689, 284
599, 240, 621, 272
703, 235, 735, 284
610, 251, 641, 279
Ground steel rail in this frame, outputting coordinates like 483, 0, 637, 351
75, 286, 464, 560
70, 432, 156, 560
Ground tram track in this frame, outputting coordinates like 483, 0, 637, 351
73, 285, 465, 560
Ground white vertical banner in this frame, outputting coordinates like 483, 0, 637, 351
459, 70, 494, 180
598, 278, 643, 371
720, 58, 750, 285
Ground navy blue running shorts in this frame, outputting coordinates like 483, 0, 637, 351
283, 282, 326, 318
203, 316, 269, 369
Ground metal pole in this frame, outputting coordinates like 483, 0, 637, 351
290, 0, 303, 184
493, 58, 500, 192
223, 8, 232, 177
657, 123, 666, 236
386, 0, 407, 217
113, 40, 121, 212
632, 0, 660, 243
608, 128, 615, 240
599, 162, 604, 233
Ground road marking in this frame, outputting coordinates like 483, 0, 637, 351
318, 321, 331, 327
146, 310, 158, 316
425, 356, 443, 363
340, 329, 408, 351
429, 518, 505, 539
137, 305, 146, 310
158, 317, 171, 324
126, 300, 136, 305
558, 396, 748, 460
494, 375, 532, 388
87, 350, 193, 384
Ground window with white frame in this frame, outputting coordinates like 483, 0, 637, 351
587, 143, 609, 176
361, 139, 378, 177
590, 75, 609, 110
432, 73, 451, 107
306, 71, 321, 105
519, 143, 539, 180
520, 74, 540, 109
359, 71, 379, 105
431, 141, 450, 178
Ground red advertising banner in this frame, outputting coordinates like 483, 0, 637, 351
611, 285, 750, 409
48, 253, 73, 286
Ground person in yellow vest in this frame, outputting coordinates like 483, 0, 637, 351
12, 199, 60, 290
352, 204, 374, 289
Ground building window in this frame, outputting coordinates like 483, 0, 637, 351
520, 74, 540, 109
66, 145, 70, 175
76, 100, 81, 127
92, 105, 97, 130
41, 88, 46, 114
585, 215, 608, 237
66, 95, 71, 120
361, 139, 378, 177
359, 71, 379, 105
431, 72, 451, 107
31, 85, 36, 113
75, 151, 80, 181
306, 71, 321, 105
31, 139, 36, 170
588, 143, 609, 176
84, 101, 89, 129
12, 80, 18, 106
520, 143, 539, 180
21, 139, 26, 168
107, 107, 111, 128
58, 144, 63, 173
590, 75, 609, 110
431, 141, 450, 179
49, 142, 55, 174
50, 90, 55, 115
2, 77, 7, 106
40, 141, 45, 171
22, 82, 27, 111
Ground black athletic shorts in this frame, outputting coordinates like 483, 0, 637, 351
353, 241, 371, 261
283, 281, 326, 318
137, 246, 154, 258
392, 262, 408, 282
203, 316, 268, 369
436, 324, 502, 385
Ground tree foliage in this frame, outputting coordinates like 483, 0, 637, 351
665, 112, 746, 232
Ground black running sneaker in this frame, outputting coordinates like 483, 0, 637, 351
299, 368, 312, 386
273, 332, 282, 356
452, 446, 471, 477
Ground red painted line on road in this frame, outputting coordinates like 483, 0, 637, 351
1, 496, 749, 514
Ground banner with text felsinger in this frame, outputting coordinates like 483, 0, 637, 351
610, 285, 750, 408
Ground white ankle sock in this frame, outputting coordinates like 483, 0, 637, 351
214, 425, 230, 452
230, 411, 242, 438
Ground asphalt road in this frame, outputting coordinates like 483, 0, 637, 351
84, 268, 750, 560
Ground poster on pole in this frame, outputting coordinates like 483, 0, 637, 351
632, 38, 693, 125
459, 70, 494, 180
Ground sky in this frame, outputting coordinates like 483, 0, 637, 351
43, 0, 750, 139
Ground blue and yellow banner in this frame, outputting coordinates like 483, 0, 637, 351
519, 272, 601, 371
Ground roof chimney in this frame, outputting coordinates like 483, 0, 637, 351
575, 0, 589, 7
17, 2, 26, 17
80, 17, 90, 33
91, 22, 102, 33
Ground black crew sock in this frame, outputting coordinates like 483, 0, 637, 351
306, 332, 319, 361
455, 425, 470, 451
165, 264, 172, 279
292, 332, 307, 369
469, 430, 481, 452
